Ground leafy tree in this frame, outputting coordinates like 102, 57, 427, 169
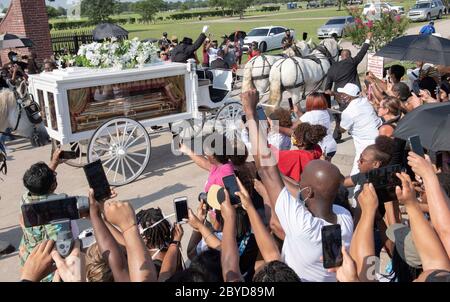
46, 6, 60, 18
226, 0, 254, 19
81, 0, 118, 24
180, 3, 189, 11
57, 6, 67, 16
134, 0, 164, 24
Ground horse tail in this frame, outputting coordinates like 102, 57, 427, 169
268, 61, 282, 108
0, 89, 16, 132
241, 59, 255, 92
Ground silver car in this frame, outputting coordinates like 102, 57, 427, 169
408, 0, 445, 21
317, 16, 355, 39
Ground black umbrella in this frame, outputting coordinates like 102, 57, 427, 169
0, 33, 34, 49
394, 102, 450, 152
375, 34, 450, 66
228, 31, 246, 41
93, 23, 129, 41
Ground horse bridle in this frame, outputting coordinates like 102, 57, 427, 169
315, 42, 340, 64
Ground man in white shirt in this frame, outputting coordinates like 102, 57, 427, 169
240, 89, 354, 282
206, 40, 219, 65
338, 83, 382, 176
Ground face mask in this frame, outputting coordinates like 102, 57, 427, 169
297, 186, 311, 206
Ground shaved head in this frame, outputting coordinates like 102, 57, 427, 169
301, 160, 343, 207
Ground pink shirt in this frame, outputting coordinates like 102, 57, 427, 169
204, 163, 234, 192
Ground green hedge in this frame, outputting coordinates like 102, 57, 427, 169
260, 6, 280, 12
52, 17, 138, 30
168, 9, 235, 20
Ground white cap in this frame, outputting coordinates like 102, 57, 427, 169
337, 83, 360, 97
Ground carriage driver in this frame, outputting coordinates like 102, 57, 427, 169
281, 29, 294, 50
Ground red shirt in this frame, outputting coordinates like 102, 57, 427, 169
202, 45, 209, 65
275, 145, 323, 182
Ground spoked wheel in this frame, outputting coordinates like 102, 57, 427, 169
213, 102, 243, 140
87, 118, 151, 186
170, 117, 204, 140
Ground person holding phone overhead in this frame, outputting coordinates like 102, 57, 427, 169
178, 133, 234, 192
18, 148, 79, 282
241, 89, 353, 281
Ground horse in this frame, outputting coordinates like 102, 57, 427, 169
0, 89, 49, 147
241, 40, 314, 95
267, 38, 341, 109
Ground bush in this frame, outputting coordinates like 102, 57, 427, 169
168, 9, 234, 20
260, 6, 280, 12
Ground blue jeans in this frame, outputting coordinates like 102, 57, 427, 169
0, 128, 12, 145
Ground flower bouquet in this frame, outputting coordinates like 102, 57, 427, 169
58, 37, 159, 70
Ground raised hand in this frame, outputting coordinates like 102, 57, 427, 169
357, 183, 379, 213
21, 240, 55, 282
103, 200, 136, 233
395, 172, 419, 206
51, 240, 85, 282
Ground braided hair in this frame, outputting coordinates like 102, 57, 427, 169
136, 207, 171, 251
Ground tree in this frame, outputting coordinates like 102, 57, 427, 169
337, 0, 343, 11
46, 5, 60, 18
81, 0, 117, 24
57, 6, 67, 16
180, 3, 189, 12
209, 0, 228, 15
226, 0, 254, 19
134, 0, 164, 24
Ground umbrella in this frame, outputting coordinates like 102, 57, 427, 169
394, 102, 450, 152
375, 34, 450, 66
142, 38, 158, 43
228, 31, 246, 41
0, 33, 34, 49
93, 23, 129, 41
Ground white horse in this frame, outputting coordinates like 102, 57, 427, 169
0, 89, 49, 146
267, 38, 341, 108
241, 40, 314, 95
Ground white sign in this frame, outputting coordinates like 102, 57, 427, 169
367, 53, 384, 79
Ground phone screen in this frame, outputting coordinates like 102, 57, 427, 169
22, 197, 79, 228
321, 224, 343, 269
83, 160, 112, 202
409, 135, 424, 157
288, 98, 294, 111
412, 81, 420, 95
60, 151, 78, 160
222, 175, 240, 205
256, 106, 267, 121
367, 164, 403, 203
174, 197, 188, 222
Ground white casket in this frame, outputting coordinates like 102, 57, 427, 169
28, 62, 197, 145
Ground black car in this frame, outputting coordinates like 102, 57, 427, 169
306, 1, 321, 9
323, 0, 337, 7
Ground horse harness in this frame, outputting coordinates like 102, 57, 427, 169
279, 43, 334, 99
249, 54, 273, 81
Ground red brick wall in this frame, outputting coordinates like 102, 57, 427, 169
0, 0, 53, 66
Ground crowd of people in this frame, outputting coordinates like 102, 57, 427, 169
1, 25, 450, 283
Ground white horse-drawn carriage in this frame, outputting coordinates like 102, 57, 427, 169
27, 59, 243, 186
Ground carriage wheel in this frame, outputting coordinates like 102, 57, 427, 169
87, 118, 151, 186
170, 118, 204, 140
213, 102, 243, 140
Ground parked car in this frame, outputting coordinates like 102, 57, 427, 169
407, 0, 445, 21
242, 26, 295, 53
306, 1, 321, 9
323, 0, 337, 7
363, 2, 405, 16
346, 0, 363, 4
317, 16, 355, 39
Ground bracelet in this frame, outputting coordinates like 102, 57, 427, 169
169, 240, 180, 247
122, 223, 137, 234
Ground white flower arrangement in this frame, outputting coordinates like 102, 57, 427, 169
60, 38, 159, 70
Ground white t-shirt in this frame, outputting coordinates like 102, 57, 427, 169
341, 97, 381, 143
275, 188, 354, 282
208, 48, 219, 64
300, 110, 337, 154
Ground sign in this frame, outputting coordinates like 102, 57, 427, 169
367, 53, 384, 79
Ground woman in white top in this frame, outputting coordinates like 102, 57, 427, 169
299, 92, 337, 160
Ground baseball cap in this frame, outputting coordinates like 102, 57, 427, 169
386, 223, 422, 268
337, 83, 361, 97
207, 185, 225, 210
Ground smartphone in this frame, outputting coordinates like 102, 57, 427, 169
408, 135, 424, 157
412, 81, 420, 95
321, 224, 343, 269
288, 98, 294, 111
83, 160, 112, 202
256, 106, 267, 121
22, 196, 80, 228
59, 150, 78, 160
241, 114, 247, 124
367, 164, 403, 203
436, 152, 443, 170
174, 197, 189, 223
222, 174, 241, 205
